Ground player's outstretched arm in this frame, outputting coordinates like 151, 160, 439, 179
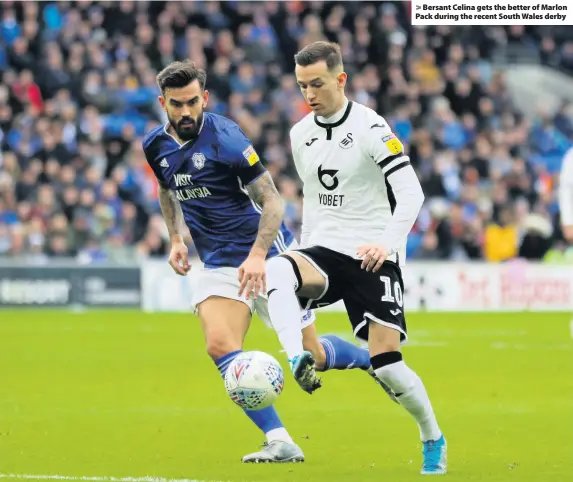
238, 172, 285, 298
158, 183, 190, 276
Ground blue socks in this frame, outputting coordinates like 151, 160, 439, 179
214, 350, 284, 434
214, 339, 370, 436
319, 335, 371, 371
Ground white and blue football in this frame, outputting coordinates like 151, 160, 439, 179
224, 351, 285, 411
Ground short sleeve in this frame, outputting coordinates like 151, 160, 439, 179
367, 118, 410, 178
218, 125, 266, 185
142, 136, 168, 188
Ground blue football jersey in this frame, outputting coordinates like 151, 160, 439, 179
142, 113, 294, 268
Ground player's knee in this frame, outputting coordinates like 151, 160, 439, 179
205, 335, 240, 360
266, 255, 300, 293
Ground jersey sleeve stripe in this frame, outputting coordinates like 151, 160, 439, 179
385, 160, 411, 177
240, 161, 266, 185
376, 152, 404, 169
378, 154, 409, 174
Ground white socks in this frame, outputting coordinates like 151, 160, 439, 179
374, 358, 442, 442
266, 427, 294, 444
265, 256, 304, 360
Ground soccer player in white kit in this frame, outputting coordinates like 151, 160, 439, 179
559, 147, 573, 243
265, 42, 447, 475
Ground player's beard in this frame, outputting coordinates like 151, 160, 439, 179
170, 111, 204, 141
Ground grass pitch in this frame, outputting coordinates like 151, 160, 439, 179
0, 311, 572, 482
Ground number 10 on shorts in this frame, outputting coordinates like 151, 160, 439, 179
380, 275, 404, 307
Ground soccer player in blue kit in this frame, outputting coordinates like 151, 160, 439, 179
142, 60, 393, 463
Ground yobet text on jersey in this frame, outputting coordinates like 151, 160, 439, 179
318, 193, 345, 207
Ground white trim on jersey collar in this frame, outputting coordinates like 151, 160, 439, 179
316, 97, 349, 125
163, 116, 205, 148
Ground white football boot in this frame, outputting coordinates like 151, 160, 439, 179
242, 440, 305, 463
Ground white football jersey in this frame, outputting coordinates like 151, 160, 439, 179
290, 99, 424, 265
559, 146, 573, 226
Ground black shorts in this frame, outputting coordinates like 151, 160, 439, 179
286, 246, 407, 343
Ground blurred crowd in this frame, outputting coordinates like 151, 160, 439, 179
1, 0, 573, 264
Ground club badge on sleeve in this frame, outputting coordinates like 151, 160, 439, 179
382, 134, 403, 154
242, 145, 260, 166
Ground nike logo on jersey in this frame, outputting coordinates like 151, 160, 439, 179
306, 138, 318, 146
160, 158, 169, 168
370, 123, 387, 129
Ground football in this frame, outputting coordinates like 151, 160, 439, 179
224, 351, 285, 411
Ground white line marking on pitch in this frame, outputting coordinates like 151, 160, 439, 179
0, 475, 224, 482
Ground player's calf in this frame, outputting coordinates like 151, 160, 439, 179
266, 254, 328, 359
316, 334, 399, 402
316, 334, 370, 371
266, 255, 323, 394
301, 326, 396, 400
213, 349, 294, 445
303, 324, 370, 371
369, 323, 446, 474
199, 296, 297, 451
206, 337, 240, 361
266, 255, 305, 360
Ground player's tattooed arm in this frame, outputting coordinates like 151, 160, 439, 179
157, 183, 186, 241
158, 183, 191, 276
246, 172, 285, 255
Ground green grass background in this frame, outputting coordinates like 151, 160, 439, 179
0, 311, 572, 482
